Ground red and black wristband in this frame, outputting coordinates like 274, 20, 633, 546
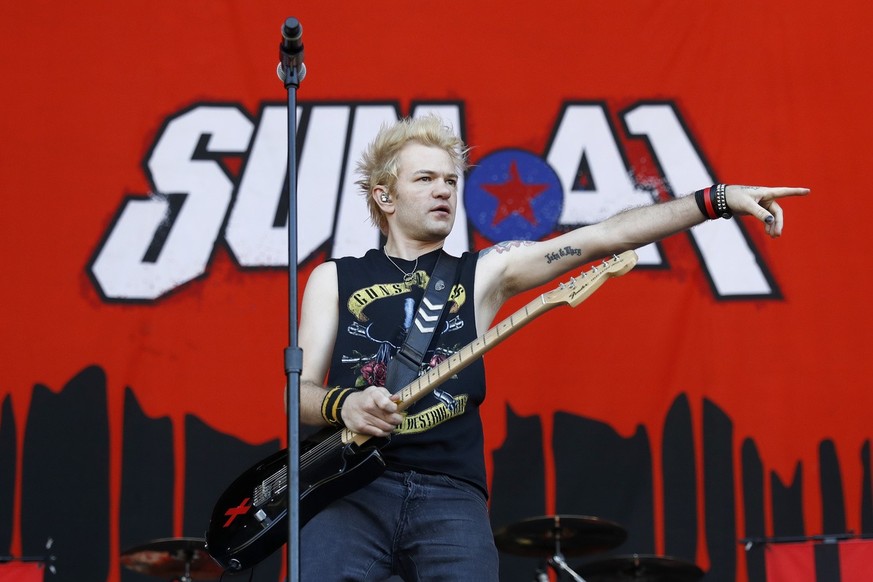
694, 184, 732, 220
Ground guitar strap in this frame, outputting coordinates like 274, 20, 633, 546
385, 250, 460, 395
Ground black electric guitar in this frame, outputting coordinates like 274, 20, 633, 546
205, 250, 638, 571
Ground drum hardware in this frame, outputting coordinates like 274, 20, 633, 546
493, 514, 628, 581
575, 553, 705, 581
0, 537, 56, 574
120, 537, 223, 582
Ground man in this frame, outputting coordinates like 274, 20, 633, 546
298, 115, 807, 580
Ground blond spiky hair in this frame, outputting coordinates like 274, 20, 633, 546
355, 115, 469, 233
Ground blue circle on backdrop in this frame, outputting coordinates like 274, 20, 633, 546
464, 149, 564, 242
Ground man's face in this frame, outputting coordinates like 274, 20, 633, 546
389, 143, 458, 241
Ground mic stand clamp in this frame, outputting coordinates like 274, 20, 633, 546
277, 61, 304, 89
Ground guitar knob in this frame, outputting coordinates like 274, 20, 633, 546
229, 558, 242, 571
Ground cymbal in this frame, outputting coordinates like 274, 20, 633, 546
577, 554, 705, 582
120, 537, 224, 580
493, 515, 627, 557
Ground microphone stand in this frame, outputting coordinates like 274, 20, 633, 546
278, 17, 305, 582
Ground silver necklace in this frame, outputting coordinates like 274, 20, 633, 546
383, 247, 418, 283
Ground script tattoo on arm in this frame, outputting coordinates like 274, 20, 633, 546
544, 245, 582, 264
479, 240, 535, 257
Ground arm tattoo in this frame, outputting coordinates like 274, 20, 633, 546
479, 240, 535, 257
544, 246, 582, 264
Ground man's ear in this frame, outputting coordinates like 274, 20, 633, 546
374, 186, 393, 210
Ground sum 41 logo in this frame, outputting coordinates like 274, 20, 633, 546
88, 101, 779, 302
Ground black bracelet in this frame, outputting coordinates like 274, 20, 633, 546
711, 183, 732, 219
321, 386, 353, 427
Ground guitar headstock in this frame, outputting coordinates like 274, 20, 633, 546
542, 250, 639, 307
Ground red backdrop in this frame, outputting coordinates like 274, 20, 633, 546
1, 2, 869, 581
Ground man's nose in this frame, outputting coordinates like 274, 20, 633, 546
433, 179, 452, 197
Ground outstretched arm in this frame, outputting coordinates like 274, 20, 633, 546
474, 185, 809, 327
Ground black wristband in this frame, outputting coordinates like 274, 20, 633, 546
321, 386, 353, 427
711, 183, 732, 219
694, 184, 731, 220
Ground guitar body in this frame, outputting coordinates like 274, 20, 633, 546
206, 430, 387, 571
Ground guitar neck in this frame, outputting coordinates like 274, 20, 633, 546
394, 295, 557, 411
343, 251, 638, 446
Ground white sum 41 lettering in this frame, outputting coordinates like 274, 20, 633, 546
89, 101, 776, 301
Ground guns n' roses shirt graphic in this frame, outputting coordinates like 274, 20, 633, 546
328, 248, 488, 494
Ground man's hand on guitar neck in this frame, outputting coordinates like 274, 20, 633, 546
342, 386, 404, 437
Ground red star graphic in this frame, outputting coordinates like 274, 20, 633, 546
481, 161, 550, 226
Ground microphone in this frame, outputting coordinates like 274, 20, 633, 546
278, 17, 306, 83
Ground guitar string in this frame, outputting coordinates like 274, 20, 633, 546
256, 432, 346, 497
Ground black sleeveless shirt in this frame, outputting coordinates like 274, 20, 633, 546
328, 248, 487, 494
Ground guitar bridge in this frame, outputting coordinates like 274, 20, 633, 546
253, 467, 288, 508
